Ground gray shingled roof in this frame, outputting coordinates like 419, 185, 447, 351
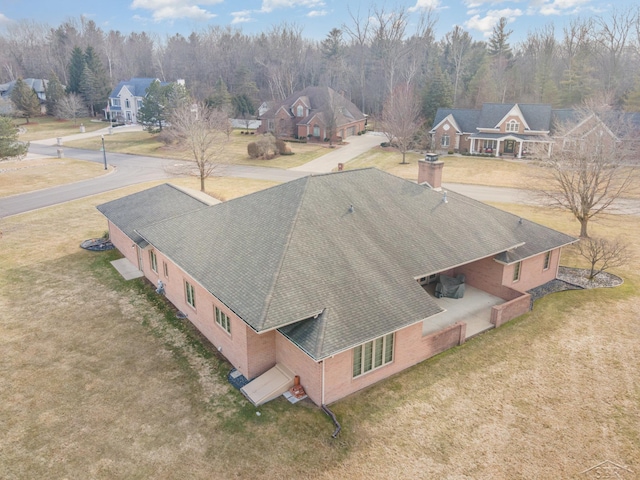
96, 183, 211, 247
135, 169, 575, 360
434, 104, 554, 133
108, 78, 166, 99
261, 86, 365, 127
431, 108, 480, 133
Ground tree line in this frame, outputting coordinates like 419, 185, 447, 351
1, 6, 640, 123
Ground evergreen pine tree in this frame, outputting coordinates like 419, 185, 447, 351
421, 64, 453, 126
67, 47, 86, 94
205, 77, 231, 110
10, 78, 41, 124
45, 73, 66, 116
0, 116, 28, 160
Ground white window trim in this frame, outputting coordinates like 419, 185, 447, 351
149, 250, 157, 273
185, 281, 196, 309
441, 134, 450, 147
543, 251, 551, 271
506, 120, 519, 133
353, 333, 394, 378
513, 261, 522, 282
215, 306, 231, 334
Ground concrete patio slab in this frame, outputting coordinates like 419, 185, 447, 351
110, 258, 144, 280
422, 284, 502, 338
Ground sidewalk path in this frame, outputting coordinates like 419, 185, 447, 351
31, 123, 144, 147
289, 133, 383, 173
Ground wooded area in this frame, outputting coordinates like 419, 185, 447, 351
1, 6, 639, 121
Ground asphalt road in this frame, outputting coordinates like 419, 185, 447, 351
2, 140, 639, 218
0, 143, 306, 217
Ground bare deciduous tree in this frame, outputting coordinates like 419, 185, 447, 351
55, 93, 87, 125
536, 108, 638, 237
167, 101, 230, 192
380, 84, 423, 164
576, 237, 629, 279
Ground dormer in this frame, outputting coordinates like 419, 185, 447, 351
497, 104, 529, 134
291, 96, 310, 118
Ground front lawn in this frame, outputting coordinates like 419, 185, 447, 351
1, 176, 638, 478
15, 116, 106, 141
65, 130, 329, 169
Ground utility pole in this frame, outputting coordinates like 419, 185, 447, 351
101, 135, 107, 170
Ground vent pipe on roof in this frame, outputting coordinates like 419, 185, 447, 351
442, 191, 448, 204
348, 204, 354, 213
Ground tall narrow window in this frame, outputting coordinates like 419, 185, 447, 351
543, 251, 551, 270
163, 261, 169, 278
296, 105, 303, 117
125, 98, 131, 108
513, 261, 521, 282
353, 333, 394, 378
441, 134, 450, 147
185, 281, 196, 309
215, 306, 231, 334
149, 250, 157, 273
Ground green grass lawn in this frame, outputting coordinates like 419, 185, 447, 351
15, 116, 106, 141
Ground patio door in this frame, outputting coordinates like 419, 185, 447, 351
504, 140, 515, 154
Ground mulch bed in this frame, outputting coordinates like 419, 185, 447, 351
528, 267, 623, 302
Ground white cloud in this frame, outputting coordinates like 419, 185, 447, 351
0, 12, 14, 27
130, 0, 221, 21
307, 10, 328, 17
261, 0, 325, 13
533, 0, 593, 16
231, 10, 254, 24
464, 8, 523, 36
408, 0, 441, 13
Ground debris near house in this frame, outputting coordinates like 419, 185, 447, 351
283, 375, 307, 404
80, 237, 114, 251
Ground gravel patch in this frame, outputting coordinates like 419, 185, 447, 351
528, 267, 623, 302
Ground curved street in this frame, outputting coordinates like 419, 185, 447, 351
1, 130, 639, 218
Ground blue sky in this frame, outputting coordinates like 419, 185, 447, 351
0, 0, 634, 43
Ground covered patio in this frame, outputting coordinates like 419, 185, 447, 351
422, 284, 503, 339
469, 133, 553, 158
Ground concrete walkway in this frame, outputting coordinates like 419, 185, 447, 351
289, 133, 383, 173
32, 123, 144, 147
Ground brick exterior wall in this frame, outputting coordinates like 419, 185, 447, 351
322, 321, 466, 405
431, 119, 471, 153
491, 293, 532, 327
106, 220, 565, 406
276, 333, 323, 404
107, 221, 139, 267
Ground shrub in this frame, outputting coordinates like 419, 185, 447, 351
247, 141, 260, 158
448, 150, 454, 155
275, 138, 287, 154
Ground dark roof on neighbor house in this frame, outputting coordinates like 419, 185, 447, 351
261, 86, 365, 127
0, 78, 50, 102
108, 78, 166, 99
96, 183, 212, 247
132, 168, 575, 360
431, 108, 480, 133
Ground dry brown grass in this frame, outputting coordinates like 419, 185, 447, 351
16, 116, 105, 141
1, 175, 639, 478
66, 130, 328, 169
0, 157, 112, 197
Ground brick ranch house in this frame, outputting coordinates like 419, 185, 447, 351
97, 164, 576, 407
257, 86, 366, 142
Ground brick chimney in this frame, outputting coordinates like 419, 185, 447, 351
418, 156, 444, 190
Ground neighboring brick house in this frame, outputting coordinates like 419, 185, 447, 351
431, 103, 559, 157
257, 86, 366, 142
97, 165, 576, 407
